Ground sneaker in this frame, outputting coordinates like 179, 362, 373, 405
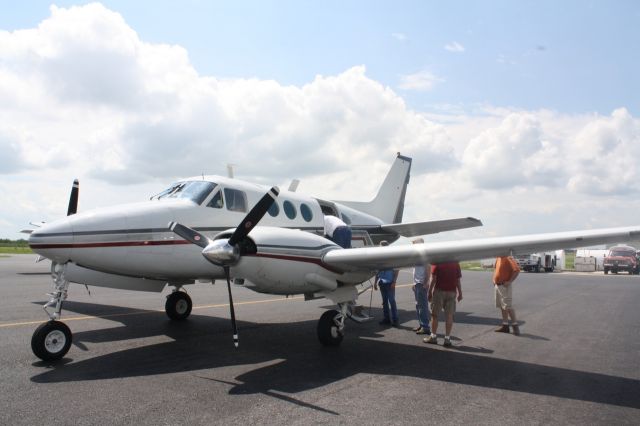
391, 321, 399, 327
512, 324, 521, 336
379, 319, 391, 325
423, 335, 438, 344
412, 326, 421, 332
494, 324, 510, 333
443, 338, 452, 348
415, 327, 429, 335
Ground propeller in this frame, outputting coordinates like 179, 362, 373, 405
168, 186, 280, 348
67, 179, 79, 216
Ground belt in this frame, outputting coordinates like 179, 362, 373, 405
496, 282, 504, 286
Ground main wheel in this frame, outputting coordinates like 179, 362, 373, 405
31, 320, 72, 361
165, 291, 193, 320
317, 309, 344, 346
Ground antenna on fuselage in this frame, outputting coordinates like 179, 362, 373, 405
288, 179, 300, 192
227, 164, 235, 179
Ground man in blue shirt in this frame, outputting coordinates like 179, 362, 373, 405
375, 240, 399, 327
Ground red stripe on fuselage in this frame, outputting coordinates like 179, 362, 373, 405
29, 240, 191, 249
251, 253, 342, 274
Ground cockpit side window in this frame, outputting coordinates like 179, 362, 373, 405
156, 181, 216, 204
224, 188, 247, 212
207, 190, 224, 209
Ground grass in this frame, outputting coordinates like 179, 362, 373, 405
0, 246, 33, 254
460, 261, 489, 271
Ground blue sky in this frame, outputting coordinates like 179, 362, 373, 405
0, 1, 639, 240
2, 1, 638, 115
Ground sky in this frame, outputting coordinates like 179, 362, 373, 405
0, 1, 639, 241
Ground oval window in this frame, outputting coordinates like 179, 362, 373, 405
283, 200, 297, 220
268, 201, 280, 217
300, 203, 313, 222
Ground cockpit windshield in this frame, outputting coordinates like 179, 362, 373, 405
153, 181, 217, 205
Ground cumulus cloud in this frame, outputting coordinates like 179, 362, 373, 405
0, 5, 457, 186
444, 41, 465, 52
398, 71, 443, 91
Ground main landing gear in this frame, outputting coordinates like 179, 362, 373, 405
317, 302, 358, 346
31, 262, 72, 361
165, 289, 193, 320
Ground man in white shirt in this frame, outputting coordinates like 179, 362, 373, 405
323, 214, 352, 248
412, 238, 431, 335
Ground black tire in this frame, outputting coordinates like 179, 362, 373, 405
535, 263, 541, 273
604, 269, 609, 275
165, 291, 193, 320
31, 321, 72, 361
317, 309, 343, 346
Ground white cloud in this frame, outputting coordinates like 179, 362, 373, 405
398, 71, 443, 91
444, 41, 465, 52
1, 4, 639, 241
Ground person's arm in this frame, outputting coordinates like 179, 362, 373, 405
423, 264, 431, 289
456, 278, 463, 302
392, 269, 400, 287
427, 274, 436, 301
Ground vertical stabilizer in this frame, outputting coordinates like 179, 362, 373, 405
337, 154, 412, 224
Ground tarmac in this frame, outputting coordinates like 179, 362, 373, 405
1, 254, 639, 425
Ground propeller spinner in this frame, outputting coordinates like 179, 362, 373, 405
168, 186, 280, 348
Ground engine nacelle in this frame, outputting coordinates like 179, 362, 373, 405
232, 227, 344, 294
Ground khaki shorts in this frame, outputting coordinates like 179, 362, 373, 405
430, 289, 456, 317
495, 284, 513, 310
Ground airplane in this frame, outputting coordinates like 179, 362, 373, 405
26, 153, 640, 361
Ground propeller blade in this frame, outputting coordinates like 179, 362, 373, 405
228, 186, 279, 246
67, 179, 79, 216
168, 221, 210, 249
224, 266, 239, 348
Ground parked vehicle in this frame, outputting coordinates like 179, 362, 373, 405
603, 245, 639, 275
515, 252, 556, 272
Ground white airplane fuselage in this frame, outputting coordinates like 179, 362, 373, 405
29, 175, 388, 295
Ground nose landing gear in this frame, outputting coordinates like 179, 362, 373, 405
31, 262, 72, 361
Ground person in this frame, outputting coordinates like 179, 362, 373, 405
323, 214, 352, 249
493, 255, 521, 335
424, 261, 462, 347
411, 238, 431, 335
375, 241, 399, 327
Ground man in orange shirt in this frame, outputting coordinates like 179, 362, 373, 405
493, 256, 521, 335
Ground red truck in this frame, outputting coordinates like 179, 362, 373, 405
603, 245, 639, 275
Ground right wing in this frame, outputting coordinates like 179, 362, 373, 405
323, 226, 640, 272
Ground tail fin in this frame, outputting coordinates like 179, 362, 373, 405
338, 154, 412, 224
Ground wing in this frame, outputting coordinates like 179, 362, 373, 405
379, 217, 482, 237
323, 226, 640, 272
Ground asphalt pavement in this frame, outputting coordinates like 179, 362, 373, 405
1, 254, 639, 425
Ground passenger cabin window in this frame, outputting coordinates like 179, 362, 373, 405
283, 200, 297, 219
224, 188, 247, 212
156, 181, 216, 205
300, 203, 313, 222
268, 201, 280, 217
207, 190, 224, 209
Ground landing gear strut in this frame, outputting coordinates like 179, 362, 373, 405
31, 262, 72, 361
165, 289, 193, 320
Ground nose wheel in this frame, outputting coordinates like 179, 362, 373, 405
31, 320, 72, 361
165, 291, 193, 320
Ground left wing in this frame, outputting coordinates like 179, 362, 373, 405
323, 226, 640, 272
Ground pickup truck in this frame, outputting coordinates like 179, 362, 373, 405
603, 245, 639, 275
515, 252, 556, 272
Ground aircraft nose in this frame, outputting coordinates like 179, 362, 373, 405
28, 218, 73, 263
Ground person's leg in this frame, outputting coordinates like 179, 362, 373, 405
417, 285, 430, 330
380, 285, 390, 322
495, 285, 511, 332
389, 285, 398, 324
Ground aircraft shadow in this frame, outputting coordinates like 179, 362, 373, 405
29, 301, 640, 409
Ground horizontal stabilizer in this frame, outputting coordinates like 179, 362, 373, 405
380, 217, 482, 237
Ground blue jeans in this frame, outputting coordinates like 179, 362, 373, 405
332, 226, 352, 248
379, 283, 397, 322
413, 284, 430, 329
